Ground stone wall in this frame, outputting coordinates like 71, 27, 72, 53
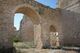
60, 9, 80, 46
40, 9, 62, 48
20, 15, 34, 42
58, 0, 80, 46
58, 0, 80, 13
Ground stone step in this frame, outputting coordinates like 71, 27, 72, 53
16, 49, 79, 53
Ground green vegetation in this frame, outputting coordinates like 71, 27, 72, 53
11, 35, 22, 43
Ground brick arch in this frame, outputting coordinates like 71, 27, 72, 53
48, 22, 63, 45
14, 4, 41, 24
49, 25, 56, 32
13, 4, 43, 49
49, 23, 62, 33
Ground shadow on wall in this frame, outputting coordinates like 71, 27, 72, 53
0, 47, 16, 53
59, 8, 80, 47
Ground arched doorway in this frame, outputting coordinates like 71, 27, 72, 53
13, 5, 43, 49
49, 25, 59, 48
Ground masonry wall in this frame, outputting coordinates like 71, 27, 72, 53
57, 0, 80, 46
40, 7, 80, 47
58, 0, 80, 13
59, 9, 80, 46
0, 0, 39, 48
40, 9, 63, 47
20, 15, 34, 42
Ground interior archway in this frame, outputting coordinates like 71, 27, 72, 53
13, 6, 42, 49
15, 6, 40, 24
50, 25, 56, 32
49, 25, 59, 48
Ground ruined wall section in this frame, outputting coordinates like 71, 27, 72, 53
34, 1, 80, 46
58, 0, 80, 13
1, 0, 80, 48
0, 0, 21, 48
60, 9, 80, 46
0, 0, 59, 48
0, 0, 35, 48
37, 8, 63, 47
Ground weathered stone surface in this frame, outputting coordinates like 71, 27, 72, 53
0, 0, 80, 51
58, 0, 80, 13
16, 49, 79, 53
20, 15, 34, 42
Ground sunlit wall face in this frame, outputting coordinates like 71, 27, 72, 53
14, 13, 24, 30
35, 0, 58, 8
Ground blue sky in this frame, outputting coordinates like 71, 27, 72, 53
14, 0, 57, 30
36, 0, 57, 8
14, 13, 24, 30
